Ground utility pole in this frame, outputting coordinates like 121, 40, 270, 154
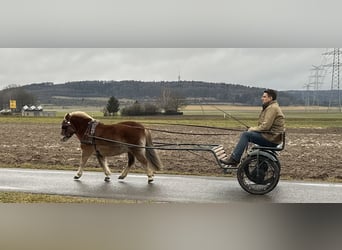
322, 48, 342, 112
303, 82, 311, 111
178, 67, 181, 82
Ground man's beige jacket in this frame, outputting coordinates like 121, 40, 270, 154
249, 101, 285, 144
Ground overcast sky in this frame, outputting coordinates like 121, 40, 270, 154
0, 48, 334, 91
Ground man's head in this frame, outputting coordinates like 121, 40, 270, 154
261, 89, 277, 104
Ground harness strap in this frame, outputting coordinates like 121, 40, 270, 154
81, 120, 99, 145
80, 120, 103, 157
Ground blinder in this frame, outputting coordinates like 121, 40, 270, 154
61, 119, 76, 141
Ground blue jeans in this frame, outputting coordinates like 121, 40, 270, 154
231, 131, 278, 161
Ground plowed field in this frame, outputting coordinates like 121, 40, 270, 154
1, 123, 341, 181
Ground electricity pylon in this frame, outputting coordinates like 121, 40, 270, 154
308, 65, 325, 106
322, 48, 341, 112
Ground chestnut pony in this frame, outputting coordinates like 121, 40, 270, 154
61, 111, 162, 183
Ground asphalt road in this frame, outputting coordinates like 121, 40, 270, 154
0, 168, 341, 203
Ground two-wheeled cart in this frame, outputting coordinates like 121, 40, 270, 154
91, 132, 285, 195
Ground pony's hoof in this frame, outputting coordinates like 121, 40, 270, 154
74, 175, 80, 180
118, 175, 125, 180
104, 176, 111, 182
148, 178, 154, 184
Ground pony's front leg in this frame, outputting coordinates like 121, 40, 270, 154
75, 146, 92, 180
75, 158, 88, 180
102, 157, 111, 182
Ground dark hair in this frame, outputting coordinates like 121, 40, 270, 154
264, 89, 277, 100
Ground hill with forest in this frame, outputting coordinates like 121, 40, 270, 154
18, 80, 305, 106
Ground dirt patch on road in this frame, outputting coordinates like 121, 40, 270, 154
1, 123, 341, 181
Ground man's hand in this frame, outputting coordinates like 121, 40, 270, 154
247, 126, 255, 131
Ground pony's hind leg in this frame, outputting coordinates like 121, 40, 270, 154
118, 152, 135, 180
96, 151, 111, 182
135, 150, 154, 183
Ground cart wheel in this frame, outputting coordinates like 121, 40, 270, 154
237, 155, 280, 195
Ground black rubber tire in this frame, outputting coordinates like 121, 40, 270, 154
237, 155, 280, 195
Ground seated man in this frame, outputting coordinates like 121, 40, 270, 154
221, 89, 285, 166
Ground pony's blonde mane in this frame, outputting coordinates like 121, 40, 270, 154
69, 111, 94, 120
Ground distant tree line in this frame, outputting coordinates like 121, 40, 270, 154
8, 80, 342, 107
0, 85, 36, 111
19, 80, 308, 106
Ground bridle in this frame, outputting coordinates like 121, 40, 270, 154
61, 118, 99, 144
61, 119, 76, 140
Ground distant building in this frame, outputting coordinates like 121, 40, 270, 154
21, 105, 56, 117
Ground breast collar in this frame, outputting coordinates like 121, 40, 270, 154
81, 120, 99, 145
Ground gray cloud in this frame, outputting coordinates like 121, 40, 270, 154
0, 48, 331, 90
1, 0, 341, 48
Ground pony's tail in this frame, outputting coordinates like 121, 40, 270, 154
145, 129, 163, 171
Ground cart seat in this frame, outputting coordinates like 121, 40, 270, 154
252, 132, 286, 151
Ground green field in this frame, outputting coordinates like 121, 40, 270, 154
2, 105, 342, 128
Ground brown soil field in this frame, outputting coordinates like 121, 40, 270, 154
1, 123, 341, 181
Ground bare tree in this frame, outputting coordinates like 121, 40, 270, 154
158, 88, 186, 113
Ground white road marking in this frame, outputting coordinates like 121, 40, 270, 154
290, 182, 342, 188
0, 168, 72, 175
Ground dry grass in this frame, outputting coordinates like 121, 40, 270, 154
0, 191, 147, 203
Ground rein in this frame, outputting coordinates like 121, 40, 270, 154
143, 126, 241, 136
118, 122, 245, 136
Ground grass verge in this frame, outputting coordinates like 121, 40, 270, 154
0, 192, 147, 203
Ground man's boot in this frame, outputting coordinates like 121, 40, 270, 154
220, 157, 239, 166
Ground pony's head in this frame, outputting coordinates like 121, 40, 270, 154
60, 113, 75, 142
60, 111, 94, 142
